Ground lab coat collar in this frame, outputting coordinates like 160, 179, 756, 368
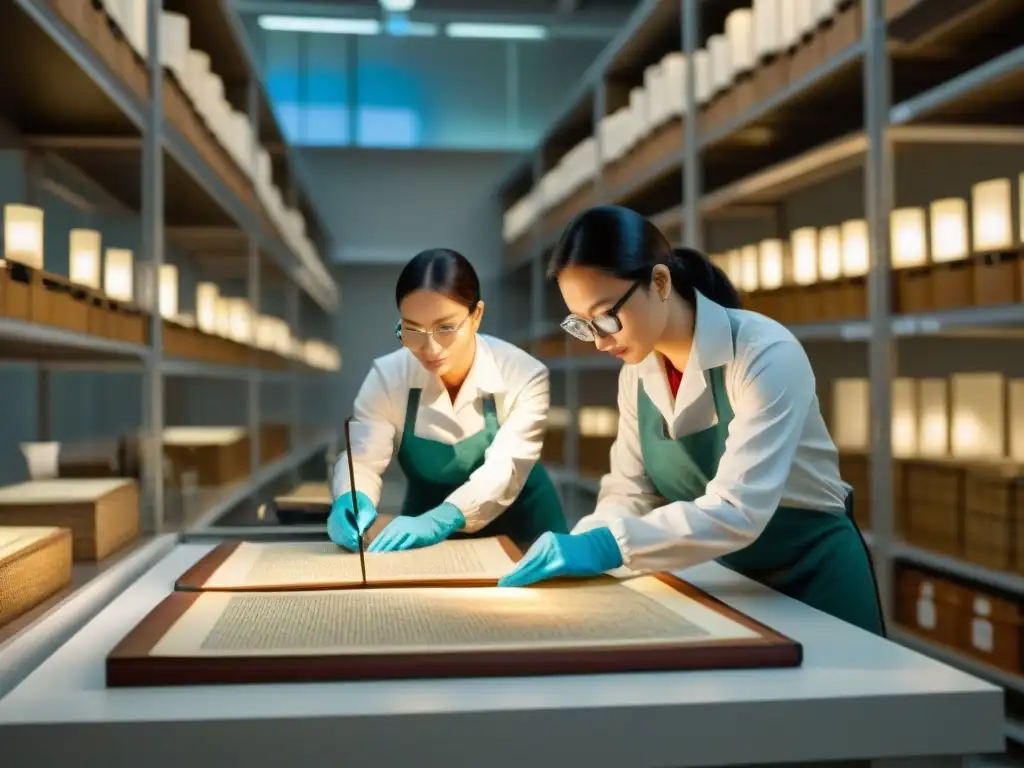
636, 290, 735, 419
419, 334, 508, 415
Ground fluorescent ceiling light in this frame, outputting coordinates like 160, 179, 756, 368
445, 22, 549, 40
381, 0, 416, 10
386, 16, 437, 37
257, 15, 381, 35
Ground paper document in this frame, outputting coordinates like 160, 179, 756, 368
151, 576, 761, 658
200, 537, 517, 590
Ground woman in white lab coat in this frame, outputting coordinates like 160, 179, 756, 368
498, 206, 884, 636
328, 248, 568, 553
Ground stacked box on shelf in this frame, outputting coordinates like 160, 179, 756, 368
963, 463, 1023, 573
697, 1, 863, 138
836, 450, 906, 532
260, 424, 289, 465
0, 479, 139, 562
902, 458, 967, 557
541, 407, 569, 467
161, 427, 251, 487
536, 335, 566, 359
896, 561, 1024, 678
50, 1, 253, 208
0, 260, 148, 344
0, 527, 73, 629
578, 407, 617, 479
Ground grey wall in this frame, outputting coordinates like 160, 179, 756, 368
304, 147, 516, 411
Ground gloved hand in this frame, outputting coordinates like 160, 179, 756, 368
497, 528, 623, 588
367, 502, 465, 553
327, 490, 377, 551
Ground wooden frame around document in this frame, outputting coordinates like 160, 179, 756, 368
106, 572, 802, 687
172, 529, 521, 592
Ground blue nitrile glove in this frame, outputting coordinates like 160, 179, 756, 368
327, 490, 377, 551
367, 502, 465, 553
497, 528, 623, 588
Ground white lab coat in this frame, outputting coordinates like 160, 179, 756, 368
332, 334, 550, 532
573, 289, 849, 575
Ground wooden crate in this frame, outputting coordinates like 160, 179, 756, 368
260, 424, 289, 465
536, 335, 566, 358
541, 426, 566, 466
963, 463, 1022, 573
0, 259, 33, 320
836, 451, 906, 534
0, 479, 138, 562
579, 436, 615, 478
958, 586, 1023, 675
0, 526, 73, 628
838, 451, 871, 529
162, 427, 251, 487
902, 458, 966, 556
30, 271, 91, 334
895, 565, 966, 649
58, 439, 123, 479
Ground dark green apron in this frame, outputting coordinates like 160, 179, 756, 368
396, 389, 568, 549
638, 332, 885, 636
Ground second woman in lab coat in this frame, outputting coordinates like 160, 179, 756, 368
328, 248, 568, 553
498, 206, 883, 636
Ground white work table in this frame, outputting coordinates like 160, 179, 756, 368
0, 542, 1004, 768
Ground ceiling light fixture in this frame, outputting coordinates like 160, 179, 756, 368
444, 22, 548, 40
257, 15, 381, 35
381, 0, 417, 11
385, 16, 438, 37
445, 22, 549, 40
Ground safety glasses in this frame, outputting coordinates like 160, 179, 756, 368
560, 279, 644, 342
395, 311, 473, 349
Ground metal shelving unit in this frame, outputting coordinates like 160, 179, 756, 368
495, 0, 1024, 735
0, 0, 342, 655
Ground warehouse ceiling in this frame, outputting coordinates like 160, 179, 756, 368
231, 0, 639, 34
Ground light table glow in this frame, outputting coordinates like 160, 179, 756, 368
818, 226, 842, 280
790, 227, 818, 285
951, 372, 1004, 459
196, 283, 219, 335
104, 248, 134, 302
892, 378, 917, 457
971, 178, 1012, 252
1010, 380, 1024, 463
890, 208, 927, 269
3, 204, 44, 269
758, 239, 785, 289
69, 229, 102, 289
832, 378, 868, 450
930, 198, 968, 263
918, 379, 949, 457
840, 219, 869, 277
579, 407, 618, 438
739, 245, 760, 292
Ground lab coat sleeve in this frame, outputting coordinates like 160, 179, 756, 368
331, 363, 398, 508
577, 339, 815, 575
572, 365, 665, 538
445, 366, 549, 532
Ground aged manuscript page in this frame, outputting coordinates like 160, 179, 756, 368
201, 537, 517, 590
150, 576, 761, 658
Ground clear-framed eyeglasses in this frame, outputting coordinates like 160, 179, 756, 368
560, 279, 644, 342
395, 311, 473, 349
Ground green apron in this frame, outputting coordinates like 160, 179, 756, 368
396, 389, 568, 548
638, 328, 885, 636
